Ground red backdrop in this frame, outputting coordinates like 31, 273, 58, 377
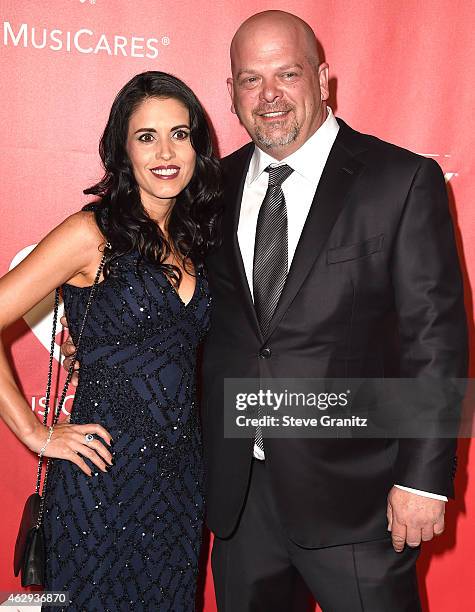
1, 1, 473, 610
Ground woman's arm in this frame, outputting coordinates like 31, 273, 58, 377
0, 211, 113, 475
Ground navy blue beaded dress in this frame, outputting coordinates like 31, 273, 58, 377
42, 251, 210, 612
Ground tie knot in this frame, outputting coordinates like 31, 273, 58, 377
266, 164, 293, 187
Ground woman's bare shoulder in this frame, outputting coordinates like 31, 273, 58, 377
57, 210, 106, 249
0, 210, 106, 326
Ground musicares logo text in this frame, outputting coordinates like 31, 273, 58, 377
31, 394, 74, 418
3, 21, 170, 58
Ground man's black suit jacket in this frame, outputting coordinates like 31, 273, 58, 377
201, 118, 468, 548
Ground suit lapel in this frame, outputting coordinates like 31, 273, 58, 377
263, 123, 367, 340
222, 144, 263, 340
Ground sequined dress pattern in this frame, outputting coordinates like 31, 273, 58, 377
42, 252, 210, 611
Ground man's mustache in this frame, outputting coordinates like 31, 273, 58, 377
253, 104, 295, 116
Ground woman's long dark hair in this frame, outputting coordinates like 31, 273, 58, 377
83, 71, 222, 284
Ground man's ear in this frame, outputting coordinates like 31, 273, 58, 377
318, 62, 330, 101
227, 78, 237, 114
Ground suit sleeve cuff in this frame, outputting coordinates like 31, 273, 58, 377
394, 484, 448, 501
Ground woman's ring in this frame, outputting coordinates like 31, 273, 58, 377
84, 433, 94, 444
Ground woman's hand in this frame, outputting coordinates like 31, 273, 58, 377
25, 422, 113, 477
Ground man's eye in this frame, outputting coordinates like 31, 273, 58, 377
241, 76, 259, 86
173, 130, 190, 141
138, 133, 154, 142
283, 72, 297, 79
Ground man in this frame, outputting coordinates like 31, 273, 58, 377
201, 10, 467, 612
63, 10, 467, 611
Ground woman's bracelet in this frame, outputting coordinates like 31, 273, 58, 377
38, 425, 54, 458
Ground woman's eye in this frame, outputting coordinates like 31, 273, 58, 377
138, 133, 154, 142
173, 130, 190, 141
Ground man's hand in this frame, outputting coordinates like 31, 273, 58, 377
387, 486, 445, 552
60, 315, 79, 386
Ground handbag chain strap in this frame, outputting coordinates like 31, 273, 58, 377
34, 243, 110, 528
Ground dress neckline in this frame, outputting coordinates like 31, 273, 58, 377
163, 270, 199, 308
63, 253, 201, 307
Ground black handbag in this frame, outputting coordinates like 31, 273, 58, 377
13, 492, 44, 585
13, 246, 109, 587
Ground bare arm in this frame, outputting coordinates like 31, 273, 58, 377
0, 212, 113, 475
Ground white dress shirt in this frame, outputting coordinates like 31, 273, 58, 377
237, 108, 447, 502
238, 108, 340, 298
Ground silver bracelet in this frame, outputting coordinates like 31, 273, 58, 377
38, 425, 54, 458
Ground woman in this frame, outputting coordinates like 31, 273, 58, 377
0, 71, 221, 610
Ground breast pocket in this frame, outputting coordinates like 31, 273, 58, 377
326, 234, 384, 264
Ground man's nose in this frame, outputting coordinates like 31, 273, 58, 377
260, 79, 282, 104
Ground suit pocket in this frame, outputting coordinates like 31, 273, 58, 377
326, 234, 384, 264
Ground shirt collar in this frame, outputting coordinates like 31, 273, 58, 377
247, 107, 340, 185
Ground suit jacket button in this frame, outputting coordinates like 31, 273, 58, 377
259, 347, 272, 359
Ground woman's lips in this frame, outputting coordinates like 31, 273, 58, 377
149, 165, 180, 180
